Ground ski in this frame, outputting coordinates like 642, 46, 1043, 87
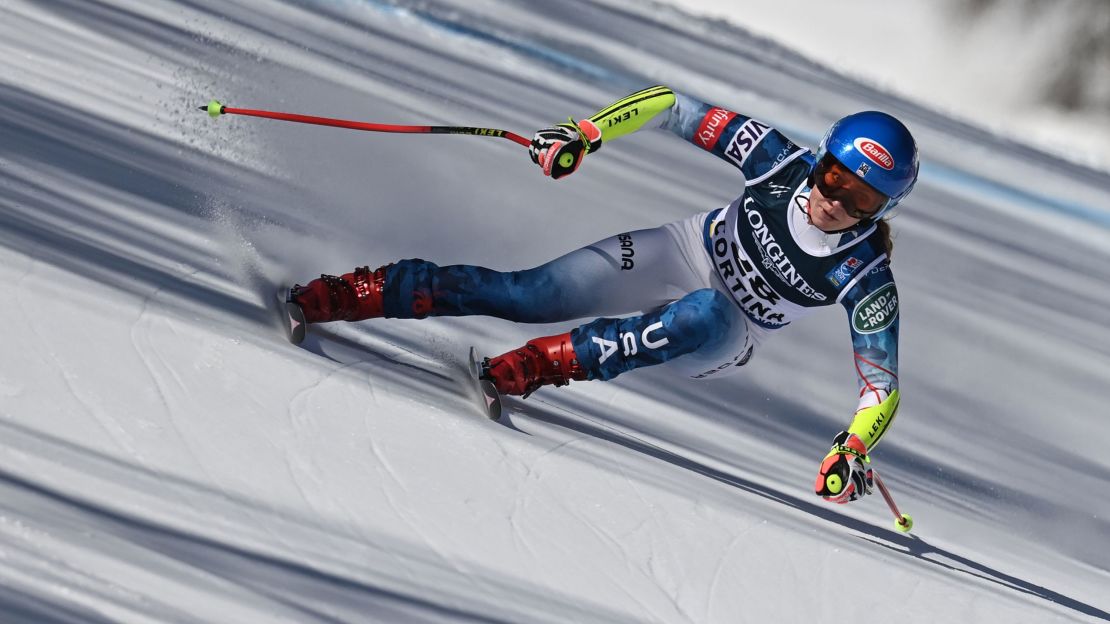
468, 347, 502, 420
280, 289, 499, 419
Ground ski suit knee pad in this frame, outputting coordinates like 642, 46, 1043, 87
571, 288, 742, 381
659, 288, 754, 380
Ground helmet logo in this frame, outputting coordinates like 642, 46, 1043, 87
854, 138, 894, 170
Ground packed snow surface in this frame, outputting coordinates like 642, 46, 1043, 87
1, 1, 1109, 622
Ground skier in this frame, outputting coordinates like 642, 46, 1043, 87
288, 86, 918, 505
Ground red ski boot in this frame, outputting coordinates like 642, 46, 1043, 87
483, 333, 588, 397
289, 265, 389, 323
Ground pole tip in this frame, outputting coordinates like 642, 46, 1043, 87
202, 99, 224, 118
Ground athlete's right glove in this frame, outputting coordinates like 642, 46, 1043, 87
529, 118, 602, 180
814, 431, 873, 504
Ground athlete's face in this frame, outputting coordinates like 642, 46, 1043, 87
807, 183, 865, 231
807, 154, 888, 232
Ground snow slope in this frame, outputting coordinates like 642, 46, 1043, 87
1, 1, 1109, 622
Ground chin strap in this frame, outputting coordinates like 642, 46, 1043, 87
794, 193, 811, 216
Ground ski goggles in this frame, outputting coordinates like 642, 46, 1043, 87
813, 154, 890, 220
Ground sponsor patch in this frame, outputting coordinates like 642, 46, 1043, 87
854, 137, 895, 170
855, 162, 871, 178
725, 118, 771, 167
852, 283, 899, 334
766, 182, 792, 197
618, 233, 635, 270
743, 199, 827, 302
826, 256, 864, 287
694, 107, 737, 151
710, 215, 789, 327
691, 344, 754, 379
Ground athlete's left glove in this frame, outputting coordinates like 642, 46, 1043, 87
814, 431, 873, 504
529, 118, 602, 180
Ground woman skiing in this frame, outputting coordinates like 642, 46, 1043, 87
288, 85, 918, 505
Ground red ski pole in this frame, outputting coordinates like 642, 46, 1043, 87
199, 100, 531, 148
872, 468, 914, 532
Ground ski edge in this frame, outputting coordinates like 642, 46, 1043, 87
468, 347, 502, 421
285, 300, 307, 345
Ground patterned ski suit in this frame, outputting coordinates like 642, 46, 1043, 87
377, 86, 901, 448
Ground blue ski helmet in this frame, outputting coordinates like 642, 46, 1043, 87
816, 111, 919, 220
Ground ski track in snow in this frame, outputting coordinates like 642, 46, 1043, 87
129, 279, 211, 478
23, 259, 144, 461
2, 0, 1110, 622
